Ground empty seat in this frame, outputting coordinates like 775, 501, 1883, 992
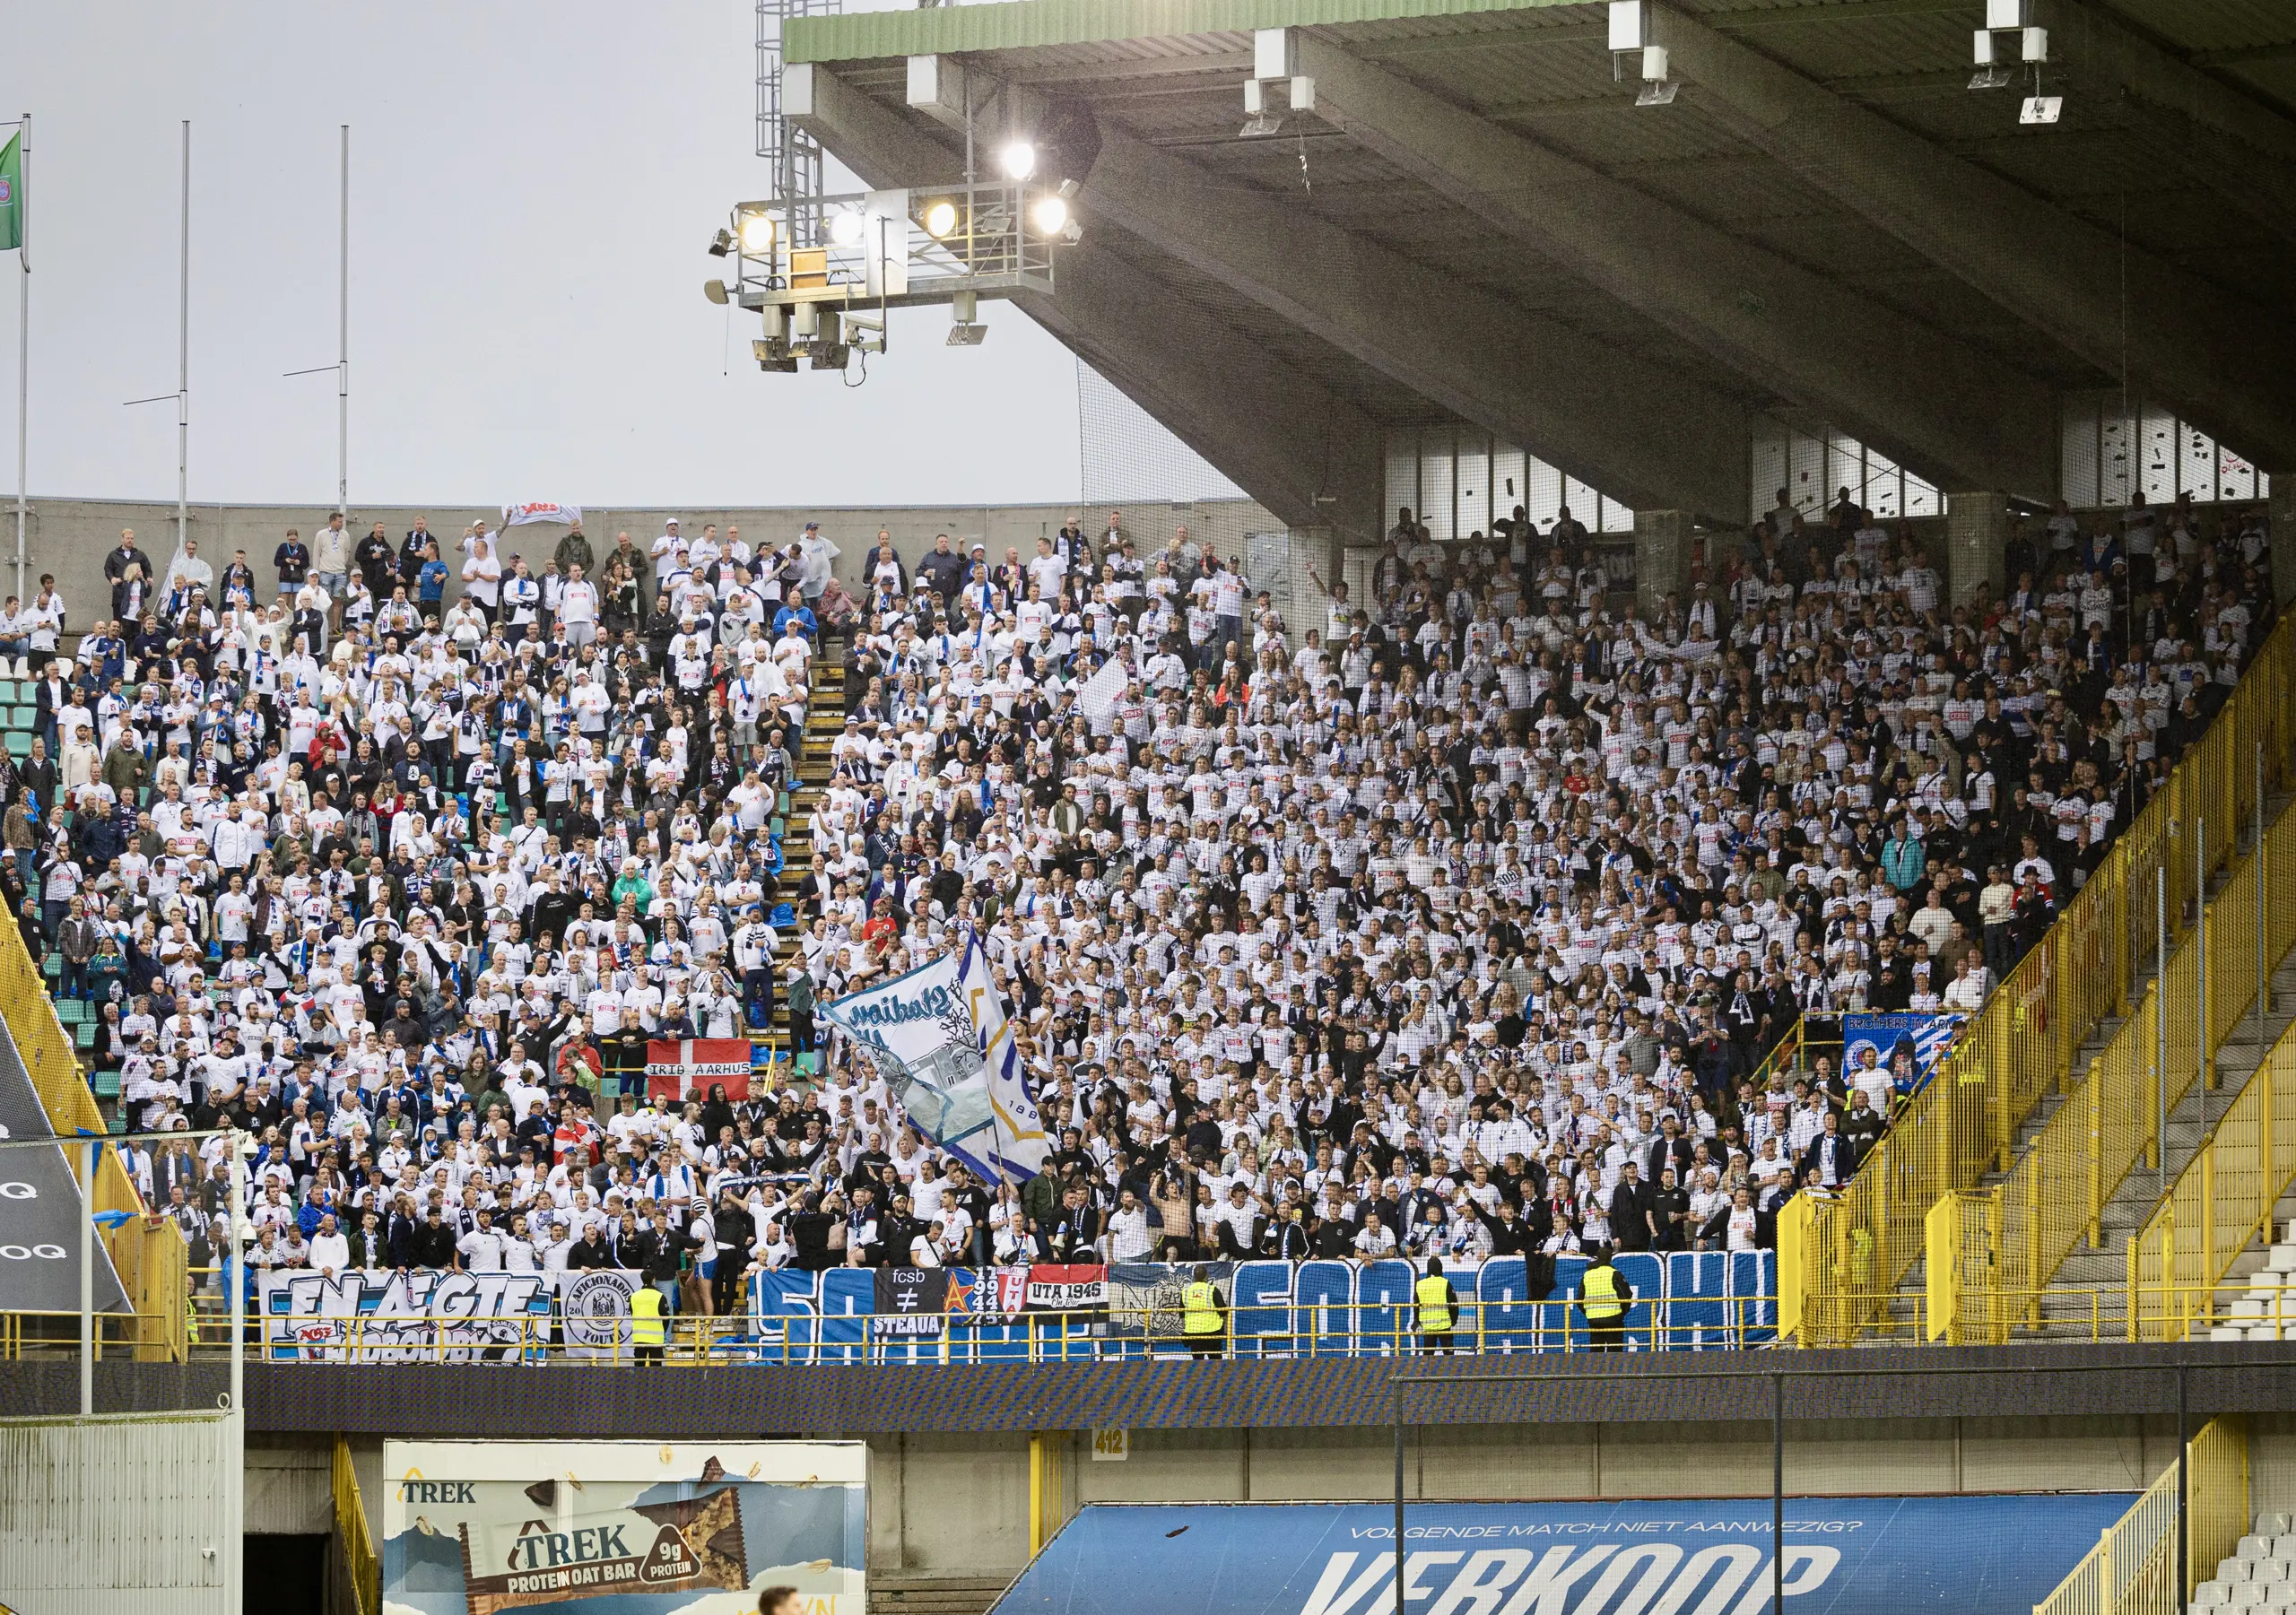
2195, 1585, 2230, 1609
2265, 1515, 2294, 1537
2235, 1585, 2271, 1609
2242, 1537, 2272, 1561
2272, 1535, 2296, 1559
2270, 1246, 2296, 1273
2258, 1559, 2291, 1584
2227, 1557, 2257, 1581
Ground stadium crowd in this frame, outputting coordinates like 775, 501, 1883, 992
9, 487, 2276, 1320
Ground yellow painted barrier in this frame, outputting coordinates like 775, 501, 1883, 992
2031, 1416, 2247, 1615
1993, 794, 2296, 1328
1795, 610, 2296, 1343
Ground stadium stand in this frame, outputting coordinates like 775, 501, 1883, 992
5, 491, 2281, 1356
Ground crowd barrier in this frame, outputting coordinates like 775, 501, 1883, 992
219, 1252, 1776, 1366
1973, 792, 2296, 1338
2033, 1416, 2248, 1615
2132, 1010, 2296, 1342
1789, 609, 2296, 1346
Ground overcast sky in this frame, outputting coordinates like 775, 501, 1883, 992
0, 1, 1138, 511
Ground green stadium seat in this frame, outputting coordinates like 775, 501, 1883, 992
74, 1021, 94, 1049
4, 732, 28, 759
39, 951, 57, 978
90, 1070, 121, 1098
8, 708, 31, 730
0, 680, 18, 704
107, 1110, 126, 1135
56, 998, 86, 1022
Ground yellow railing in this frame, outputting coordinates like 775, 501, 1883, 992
0, 908, 189, 1359
334, 1437, 379, 1615
2131, 1011, 2296, 1341
1992, 794, 2296, 1327
1792, 609, 2296, 1344
2033, 1416, 2247, 1615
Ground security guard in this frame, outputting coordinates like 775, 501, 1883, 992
1578, 1245, 1633, 1353
1180, 1263, 1227, 1359
1415, 1256, 1460, 1354
629, 1281, 667, 1366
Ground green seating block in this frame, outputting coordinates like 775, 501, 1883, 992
4, 732, 28, 759
39, 951, 57, 977
0, 681, 18, 704
55, 997, 86, 1022
107, 1110, 126, 1134
90, 1069, 121, 1098
74, 1021, 95, 1049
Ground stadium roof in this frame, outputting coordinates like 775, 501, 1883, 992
787, 0, 2296, 534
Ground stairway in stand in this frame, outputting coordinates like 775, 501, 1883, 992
763, 628, 844, 1059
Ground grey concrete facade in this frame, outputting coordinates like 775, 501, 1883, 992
11, 491, 1286, 638
1290, 34, 2057, 499
1654, 2, 2296, 475
1632, 509, 1691, 617
265, 1416, 2296, 1577
1944, 491, 2013, 610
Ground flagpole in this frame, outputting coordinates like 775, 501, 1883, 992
176, 118, 189, 562
13, 111, 27, 607
336, 123, 347, 517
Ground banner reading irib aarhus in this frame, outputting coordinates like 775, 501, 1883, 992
384, 1441, 865, 1615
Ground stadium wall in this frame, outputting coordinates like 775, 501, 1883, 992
233, 1416, 2296, 1579
7, 493, 1288, 626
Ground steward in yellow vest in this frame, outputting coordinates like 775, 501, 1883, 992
1578, 1246, 1633, 1352
629, 1283, 667, 1363
1416, 1257, 1460, 1354
1181, 1263, 1226, 1359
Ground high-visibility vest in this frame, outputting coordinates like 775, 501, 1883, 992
1415, 1276, 1453, 1333
1581, 1264, 1624, 1319
629, 1285, 667, 1347
1182, 1281, 1222, 1334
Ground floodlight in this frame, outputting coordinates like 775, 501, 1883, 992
1635, 79, 1679, 106
1030, 195, 1070, 237
922, 199, 961, 239
703, 279, 731, 305
830, 210, 865, 246
2020, 94, 2062, 124
947, 323, 988, 347
739, 212, 776, 254
708, 229, 736, 257
998, 141, 1038, 180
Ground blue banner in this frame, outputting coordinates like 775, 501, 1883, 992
1843, 1012, 1965, 1100
995, 1497, 2133, 1615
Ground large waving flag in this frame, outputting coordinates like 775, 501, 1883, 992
820, 932, 1048, 1185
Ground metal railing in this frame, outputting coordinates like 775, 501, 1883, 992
1991, 794, 2296, 1329
2033, 1416, 2247, 1615
120, 1294, 1787, 1365
1791, 610, 2296, 1345
2132, 1012, 2296, 1341
333, 1437, 378, 1615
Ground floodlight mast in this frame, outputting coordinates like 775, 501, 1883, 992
722, 12, 1077, 374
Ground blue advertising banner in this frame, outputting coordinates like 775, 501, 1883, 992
994, 1497, 2133, 1615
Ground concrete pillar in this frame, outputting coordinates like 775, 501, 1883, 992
2273, 481, 2296, 609
1635, 509, 1690, 618
1945, 491, 2010, 612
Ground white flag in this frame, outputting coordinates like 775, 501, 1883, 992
501, 502, 581, 527
1075, 656, 1128, 727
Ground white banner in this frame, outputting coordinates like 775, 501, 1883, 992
556, 1268, 645, 1359
259, 1269, 551, 1362
501, 501, 581, 527
1074, 656, 1128, 727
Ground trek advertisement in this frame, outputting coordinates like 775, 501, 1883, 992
382, 1441, 865, 1615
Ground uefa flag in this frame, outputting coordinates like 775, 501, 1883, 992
0, 133, 19, 254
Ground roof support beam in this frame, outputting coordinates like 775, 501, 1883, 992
791, 65, 1385, 539
1653, 3, 2296, 472
2031, 0, 2296, 170
1071, 116, 1750, 518
1292, 32, 2057, 498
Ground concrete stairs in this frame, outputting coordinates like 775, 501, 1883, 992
764, 629, 845, 1051
867, 1574, 1012, 1615
1883, 800, 2296, 1341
